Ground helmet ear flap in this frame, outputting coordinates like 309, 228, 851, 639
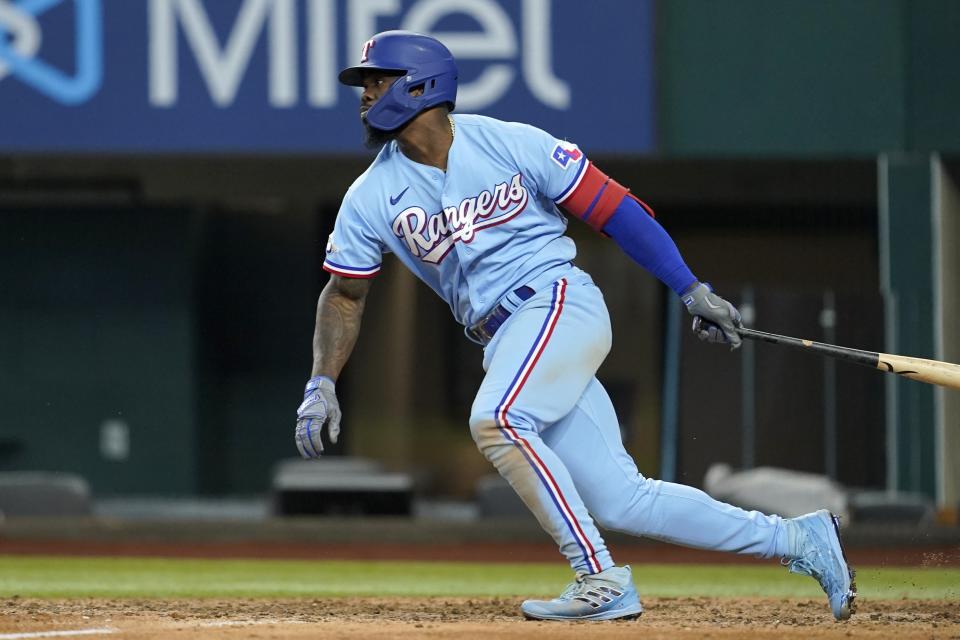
364, 77, 416, 131
365, 67, 456, 131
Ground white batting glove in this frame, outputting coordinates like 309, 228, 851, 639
295, 376, 341, 458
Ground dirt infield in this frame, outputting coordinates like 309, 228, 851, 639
2, 596, 958, 639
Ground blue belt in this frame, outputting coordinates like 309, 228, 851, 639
467, 285, 536, 345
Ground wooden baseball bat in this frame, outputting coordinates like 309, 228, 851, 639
737, 327, 960, 391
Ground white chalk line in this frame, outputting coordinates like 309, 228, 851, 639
196, 619, 307, 628
0, 618, 310, 638
0, 629, 117, 640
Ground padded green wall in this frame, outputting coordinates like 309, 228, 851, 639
659, 0, 960, 155
0, 206, 319, 496
0, 208, 200, 494
880, 155, 937, 497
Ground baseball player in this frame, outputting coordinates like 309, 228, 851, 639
296, 31, 857, 622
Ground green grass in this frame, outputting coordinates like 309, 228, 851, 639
0, 556, 956, 600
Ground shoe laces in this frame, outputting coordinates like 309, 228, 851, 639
555, 571, 592, 598
558, 576, 585, 600
557, 572, 625, 607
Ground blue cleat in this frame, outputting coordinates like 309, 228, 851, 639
521, 565, 643, 621
784, 509, 858, 621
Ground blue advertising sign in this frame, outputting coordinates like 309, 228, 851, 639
0, 0, 654, 153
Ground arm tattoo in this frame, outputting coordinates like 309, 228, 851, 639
311, 275, 371, 380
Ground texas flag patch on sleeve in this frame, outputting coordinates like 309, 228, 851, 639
551, 141, 583, 169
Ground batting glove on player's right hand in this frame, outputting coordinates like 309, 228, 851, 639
682, 283, 743, 350
295, 375, 341, 458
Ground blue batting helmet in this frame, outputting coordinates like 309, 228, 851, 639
339, 31, 458, 132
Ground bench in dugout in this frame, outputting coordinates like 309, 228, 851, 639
271, 457, 414, 516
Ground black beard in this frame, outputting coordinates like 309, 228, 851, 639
363, 120, 398, 149
362, 115, 414, 150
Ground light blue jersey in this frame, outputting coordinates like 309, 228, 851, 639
323, 114, 588, 326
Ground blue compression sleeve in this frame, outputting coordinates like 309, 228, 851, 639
602, 197, 698, 295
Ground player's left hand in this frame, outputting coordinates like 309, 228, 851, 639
682, 283, 743, 350
295, 376, 341, 458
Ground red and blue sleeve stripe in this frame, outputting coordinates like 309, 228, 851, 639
322, 259, 381, 278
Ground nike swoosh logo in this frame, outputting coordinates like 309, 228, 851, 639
390, 186, 410, 206
704, 298, 722, 310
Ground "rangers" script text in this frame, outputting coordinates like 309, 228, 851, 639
392, 173, 529, 264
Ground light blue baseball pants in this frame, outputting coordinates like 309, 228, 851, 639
469, 267, 791, 575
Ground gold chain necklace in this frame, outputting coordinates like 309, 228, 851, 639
448, 115, 455, 139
